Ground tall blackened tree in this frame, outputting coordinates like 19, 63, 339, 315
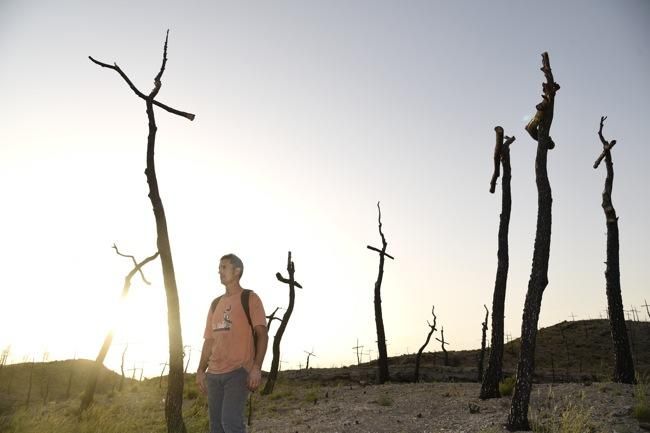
481, 127, 515, 399
367, 202, 394, 384
80, 245, 159, 412
262, 251, 302, 395
507, 52, 560, 431
414, 305, 437, 382
90, 31, 195, 433
594, 116, 635, 384
435, 327, 450, 366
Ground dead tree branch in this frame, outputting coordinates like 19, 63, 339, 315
414, 305, 437, 382
367, 201, 394, 384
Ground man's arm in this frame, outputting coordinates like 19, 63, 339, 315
247, 325, 268, 391
196, 338, 212, 395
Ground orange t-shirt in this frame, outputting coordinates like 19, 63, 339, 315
203, 290, 266, 374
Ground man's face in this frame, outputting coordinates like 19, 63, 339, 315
219, 258, 240, 286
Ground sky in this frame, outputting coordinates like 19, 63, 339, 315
1, 0, 649, 378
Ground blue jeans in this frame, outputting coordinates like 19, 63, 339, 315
206, 368, 249, 433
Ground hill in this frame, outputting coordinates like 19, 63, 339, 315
0, 359, 128, 416
282, 319, 650, 384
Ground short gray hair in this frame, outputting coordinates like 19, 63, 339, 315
220, 253, 244, 278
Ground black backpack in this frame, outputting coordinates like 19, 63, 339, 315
210, 289, 257, 354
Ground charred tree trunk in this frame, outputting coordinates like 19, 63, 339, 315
90, 31, 195, 433
414, 306, 437, 382
266, 307, 282, 335
594, 116, 635, 384
262, 251, 302, 395
478, 305, 489, 382
367, 202, 394, 384
119, 345, 128, 392
436, 327, 450, 366
481, 127, 515, 399
507, 52, 560, 431
80, 247, 158, 412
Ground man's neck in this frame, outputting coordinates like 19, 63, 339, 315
224, 283, 243, 296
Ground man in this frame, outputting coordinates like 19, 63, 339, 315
197, 254, 268, 433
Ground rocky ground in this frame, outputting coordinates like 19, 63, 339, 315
248, 381, 648, 433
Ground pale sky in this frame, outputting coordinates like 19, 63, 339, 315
1, 0, 649, 378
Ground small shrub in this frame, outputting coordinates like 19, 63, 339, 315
633, 404, 650, 422
304, 390, 318, 404
633, 372, 650, 422
499, 376, 516, 396
375, 394, 393, 406
185, 388, 198, 400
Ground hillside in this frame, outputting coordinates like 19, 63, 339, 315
0, 359, 128, 415
282, 319, 650, 384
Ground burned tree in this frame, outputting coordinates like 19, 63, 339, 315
81, 246, 158, 412
352, 339, 364, 366
119, 344, 128, 392
266, 307, 282, 335
436, 327, 450, 366
183, 346, 192, 374
507, 52, 560, 431
481, 127, 515, 399
478, 305, 489, 382
90, 31, 195, 433
304, 350, 316, 370
414, 305, 437, 382
367, 201, 394, 384
262, 251, 302, 395
594, 116, 635, 384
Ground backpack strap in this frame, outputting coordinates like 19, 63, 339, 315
241, 289, 254, 331
242, 289, 258, 357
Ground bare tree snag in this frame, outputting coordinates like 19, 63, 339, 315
367, 202, 394, 384
261, 251, 302, 395
353, 339, 364, 366
481, 127, 515, 399
266, 307, 282, 335
80, 247, 158, 412
507, 52, 560, 431
160, 362, 168, 388
414, 306, 437, 382
183, 346, 192, 374
304, 350, 316, 370
119, 344, 128, 392
594, 116, 635, 384
435, 327, 450, 366
90, 31, 195, 433
478, 305, 489, 382
643, 300, 650, 321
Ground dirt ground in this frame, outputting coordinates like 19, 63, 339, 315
248, 382, 647, 433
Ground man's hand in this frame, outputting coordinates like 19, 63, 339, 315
247, 365, 262, 391
196, 370, 207, 395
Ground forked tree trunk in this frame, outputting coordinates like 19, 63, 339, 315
594, 116, 635, 384
367, 202, 394, 384
507, 52, 559, 431
414, 306, 437, 382
481, 127, 515, 399
80, 248, 158, 412
262, 251, 302, 395
90, 31, 195, 433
